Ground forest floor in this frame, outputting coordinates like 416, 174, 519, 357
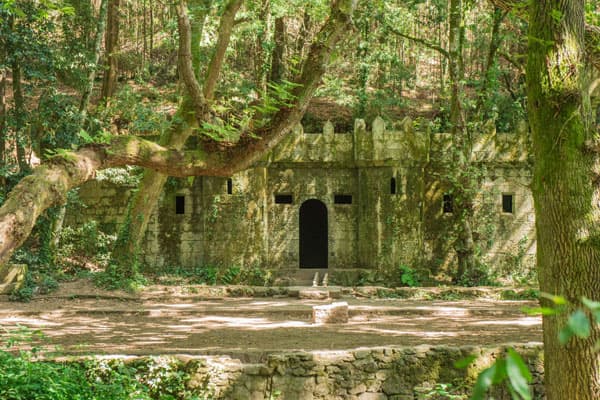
0, 279, 542, 361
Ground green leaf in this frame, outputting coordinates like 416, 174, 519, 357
521, 307, 557, 316
539, 292, 568, 305
454, 354, 477, 369
78, 129, 93, 144
559, 326, 574, 345
582, 297, 600, 311
471, 364, 497, 400
567, 310, 591, 339
506, 348, 532, 400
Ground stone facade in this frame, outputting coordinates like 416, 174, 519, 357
67, 117, 536, 282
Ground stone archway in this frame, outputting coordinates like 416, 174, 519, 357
299, 199, 328, 268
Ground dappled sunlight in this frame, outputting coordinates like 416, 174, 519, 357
470, 317, 540, 327
0, 297, 542, 355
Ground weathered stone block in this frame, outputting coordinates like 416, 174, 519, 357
358, 393, 388, 400
312, 302, 349, 324
300, 289, 330, 300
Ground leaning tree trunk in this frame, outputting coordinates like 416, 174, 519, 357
528, 0, 600, 398
110, 0, 243, 274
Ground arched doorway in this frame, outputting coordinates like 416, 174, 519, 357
299, 199, 328, 268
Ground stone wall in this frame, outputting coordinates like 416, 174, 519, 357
66, 117, 536, 283
78, 345, 544, 399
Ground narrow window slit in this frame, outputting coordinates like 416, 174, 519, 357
175, 196, 185, 214
442, 194, 453, 213
502, 194, 514, 213
226, 178, 233, 195
334, 195, 352, 204
275, 194, 293, 204
390, 177, 397, 195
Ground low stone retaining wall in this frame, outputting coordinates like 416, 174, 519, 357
75, 345, 544, 399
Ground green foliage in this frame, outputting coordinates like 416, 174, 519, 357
418, 383, 466, 399
199, 265, 218, 286
0, 327, 202, 400
96, 167, 143, 186
93, 264, 147, 292
59, 221, 115, 261
397, 264, 420, 287
219, 265, 241, 285
460, 348, 532, 400
456, 261, 498, 287
93, 86, 173, 137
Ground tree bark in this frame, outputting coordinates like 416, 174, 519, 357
190, 0, 212, 78
202, 0, 243, 100
11, 61, 27, 173
101, 0, 120, 101
448, 0, 476, 282
528, 0, 600, 398
270, 17, 285, 83
0, 63, 6, 171
476, 6, 508, 116
255, 0, 272, 94
79, 0, 109, 120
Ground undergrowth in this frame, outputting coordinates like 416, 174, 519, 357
0, 326, 208, 400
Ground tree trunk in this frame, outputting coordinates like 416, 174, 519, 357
527, 0, 600, 398
101, 0, 120, 101
448, 0, 476, 282
11, 61, 27, 173
110, 0, 243, 274
80, 0, 109, 120
255, 0, 272, 94
270, 17, 285, 83
0, 64, 6, 172
190, 0, 212, 78
476, 7, 507, 116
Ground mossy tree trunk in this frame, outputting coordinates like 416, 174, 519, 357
110, 0, 242, 274
528, 0, 600, 398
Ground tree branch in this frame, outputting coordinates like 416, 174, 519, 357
0, 0, 357, 267
385, 23, 449, 59
488, 0, 600, 70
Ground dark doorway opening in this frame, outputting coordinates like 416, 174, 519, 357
299, 199, 328, 269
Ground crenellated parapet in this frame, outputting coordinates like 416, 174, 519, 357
265, 117, 530, 166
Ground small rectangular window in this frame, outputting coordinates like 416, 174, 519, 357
442, 194, 453, 213
502, 194, 514, 213
390, 177, 397, 195
226, 178, 233, 195
275, 194, 293, 204
175, 196, 185, 214
334, 195, 353, 204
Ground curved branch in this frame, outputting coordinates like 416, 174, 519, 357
385, 23, 449, 59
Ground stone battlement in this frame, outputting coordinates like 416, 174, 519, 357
265, 117, 530, 166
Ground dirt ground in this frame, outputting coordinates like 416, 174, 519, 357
0, 280, 542, 361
